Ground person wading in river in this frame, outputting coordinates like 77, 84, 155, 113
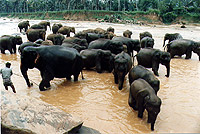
0, 62, 16, 93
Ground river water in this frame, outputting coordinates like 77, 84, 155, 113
0, 18, 200, 133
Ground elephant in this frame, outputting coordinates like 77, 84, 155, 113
86, 33, 105, 44
167, 39, 200, 60
123, 30, 132, 38
62, 42, 86, 52
20, 45, 84, 91
139, 31, 152, 41
18, 42, 40, 54
136, 48, 171, 77
38, 21, 51, 31
112, 36, 141, 56
107, 26, 115, 33
140, 37, 154, 48
26, 29, 46, 42
74, 31, 88, 39
113, 51, 133, 90
163, 33, 183, 49
128, 78, 161, 131
52, 23, 63, 34
63, 37, 88, 48
47, 34, 65, 45
80, 49, 114, 73
88, 38, 124, 55
30, 24, 45, 30
0, 35, 23, 54
18, 20, 30, 32
58, 26, 75, 37
128, 65, 160, 94
94, 28, 107, 34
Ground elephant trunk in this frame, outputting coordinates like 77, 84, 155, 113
118, 72, 125, 90
20, 63, 32, 87
147, 113, 157, 131
151, 122, 155, 131
166, 63, 170, 77
163, 38, 167, 48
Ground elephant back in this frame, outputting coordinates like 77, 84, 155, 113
88, 38, 110, 49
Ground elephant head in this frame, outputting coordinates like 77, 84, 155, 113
155, 51, 171, 77
20, 47, 39, 87
96, 50, 114, 73
107, 26, 115, 33
70, 27, 75, 34
104, 40, 124, 55
123, 30, 132, 38
10, 35, 23, 47
52, 23, 63, 34
163, 33, 183, 47
53, 34, 65, 45
39, 21, 51, 31
139, 31, 152, 41
144, 95, 161, 131
114, 52, 132, 90
129, 39, 141, 53
141, 37, 154, 48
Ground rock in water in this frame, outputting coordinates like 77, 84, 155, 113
1, 90, 83, 134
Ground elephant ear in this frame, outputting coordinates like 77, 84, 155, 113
154, 52, 161, 61
144, 95, 151, 107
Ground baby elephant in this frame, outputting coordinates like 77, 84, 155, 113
80, 49, 114, 73
129, 78, 161, 131
140, 37, 154, 48
129, 65, 160, 94
113, 51, 133, 90
136, 48, 171, 77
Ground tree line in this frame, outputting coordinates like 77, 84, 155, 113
0, 0, 199, 23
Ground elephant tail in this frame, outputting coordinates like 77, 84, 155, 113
81, 70, 85, 80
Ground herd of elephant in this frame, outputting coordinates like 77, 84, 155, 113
0, 20, 200, 131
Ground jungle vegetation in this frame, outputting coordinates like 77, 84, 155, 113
0, 0, 199, 23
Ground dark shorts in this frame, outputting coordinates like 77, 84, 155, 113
3, 78, 13, 87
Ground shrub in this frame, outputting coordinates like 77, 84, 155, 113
162, 12, 177, 23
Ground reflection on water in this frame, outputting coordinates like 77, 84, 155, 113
0, 18, 200, 133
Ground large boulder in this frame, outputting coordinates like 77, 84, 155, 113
1, 90, 83, 134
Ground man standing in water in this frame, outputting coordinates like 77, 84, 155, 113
0, 62, 16, 93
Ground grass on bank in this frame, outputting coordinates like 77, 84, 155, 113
0, 10, 199, 24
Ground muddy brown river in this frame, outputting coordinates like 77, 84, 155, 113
0, 18, 200, 133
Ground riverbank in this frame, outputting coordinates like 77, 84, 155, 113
1, 10, 200, 26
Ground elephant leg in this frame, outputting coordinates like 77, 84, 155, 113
13, 45, 17, 54
114, 72, 118, 84
66, 75, 72, 80
1, 48, 5, 54
67, 33, 70, 37
39, 76, 52, 91
8, 47, 13, 54
128, 93, 138, 110
40, 71, 53, 91
185, 50, 192, 59
137, 97, 145, 118
118, 76, 125, 90
39, 80, 47, 91
45, 82, 51, 88
74, 73, 79, 81
152, 62, 159, 76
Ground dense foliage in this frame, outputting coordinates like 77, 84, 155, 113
0, 0, 199, 23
